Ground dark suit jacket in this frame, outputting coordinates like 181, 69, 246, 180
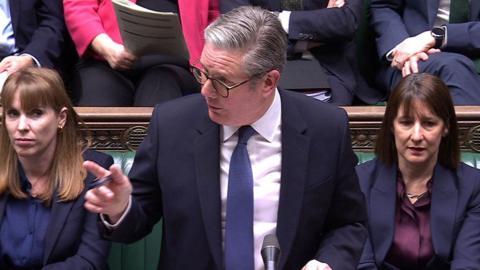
220, 0, 383, 103
8, 0, 69, 69
0, 150, 112, 270
356, 159, 480, 270
106, 90, 367, 269
371, 0, 480, 61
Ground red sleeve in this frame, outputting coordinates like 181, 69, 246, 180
179, 0, 219, 65
64, 0, 126, 58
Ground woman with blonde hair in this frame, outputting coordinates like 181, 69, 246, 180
0, 67, 112, 269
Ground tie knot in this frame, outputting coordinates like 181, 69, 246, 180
237, 126, 255, 145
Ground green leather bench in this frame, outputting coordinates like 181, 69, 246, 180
105, 150, 480, 270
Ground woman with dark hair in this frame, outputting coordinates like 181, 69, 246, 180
356, 73, 480, 270
0, 68, 112, 269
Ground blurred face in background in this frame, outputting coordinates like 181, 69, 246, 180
5, 92, 66, 162
393, 100, 448, 170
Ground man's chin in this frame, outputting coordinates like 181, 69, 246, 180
208, 110, 226, 125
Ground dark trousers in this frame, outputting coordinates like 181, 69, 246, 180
71, 58, 199, 106
381, 52, 480, 105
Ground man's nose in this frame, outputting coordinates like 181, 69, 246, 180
200, 80, 217, 98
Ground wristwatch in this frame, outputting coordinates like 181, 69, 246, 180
431, 26, 446, 49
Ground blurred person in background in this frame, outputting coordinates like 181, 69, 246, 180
64, 0, 218, 106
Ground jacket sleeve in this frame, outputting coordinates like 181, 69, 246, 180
21, 0, 67, 68
104, 106, 164, 243
221, 0, 362, 43
178, 0, 219, 64
63, 0, 107, 57
445, 21, 480, 55
450, 168, 480, 269
287, 0, 363, 43
370, 0, 410, 59
314, 110, 368, 269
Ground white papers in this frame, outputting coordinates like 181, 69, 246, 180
112, 0, 189, 60
0, 71, 8, 95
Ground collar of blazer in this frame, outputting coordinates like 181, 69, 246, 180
369, 161, 458, 264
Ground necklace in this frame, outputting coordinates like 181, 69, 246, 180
406, 191, 427, 200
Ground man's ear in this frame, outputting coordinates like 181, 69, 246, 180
262, 69, 280, 96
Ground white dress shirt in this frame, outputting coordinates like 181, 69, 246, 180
0, 0, 15, 55
220, 89, 282, 270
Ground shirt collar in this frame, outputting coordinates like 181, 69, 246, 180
222, 89, 281, 142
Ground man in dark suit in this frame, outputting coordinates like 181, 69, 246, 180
220, 0, 383, 105
371, 0, 480, 105
84, 6, 367, 270
0, 0, 69, 74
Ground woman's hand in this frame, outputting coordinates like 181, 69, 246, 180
91, 33, 137, 70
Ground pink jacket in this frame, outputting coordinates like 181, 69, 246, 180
64, 0, 219, 64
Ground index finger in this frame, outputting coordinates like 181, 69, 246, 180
83, 160, 110, 178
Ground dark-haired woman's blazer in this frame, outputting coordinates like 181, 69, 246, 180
0, 150, 113, 270
356, 159, 480, 270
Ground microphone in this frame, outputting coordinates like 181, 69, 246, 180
261, 234, 280, 270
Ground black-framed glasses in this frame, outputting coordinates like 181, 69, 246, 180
190, 65, 254, 98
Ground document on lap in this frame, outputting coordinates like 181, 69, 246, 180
0, 71, 8, 94
112, 0, 189, 60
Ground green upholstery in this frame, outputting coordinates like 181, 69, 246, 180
102, 150, 480, 269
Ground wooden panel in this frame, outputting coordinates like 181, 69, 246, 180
3, 106, 480, 152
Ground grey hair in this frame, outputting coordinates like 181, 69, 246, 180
204, 6, 287, 76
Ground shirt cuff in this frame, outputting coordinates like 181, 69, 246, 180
278, 11, 291, 33
19, 53, 41, 67
100, 195, 132, 229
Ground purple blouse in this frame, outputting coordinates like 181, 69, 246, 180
385, 176, 434, 269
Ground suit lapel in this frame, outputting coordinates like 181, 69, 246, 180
43, 193, 75, 264
369, 163, 397, 264
275, 93, 309, 269
430, 164, 458, 258
194, 115, 223, 270
8, 0, 20, 35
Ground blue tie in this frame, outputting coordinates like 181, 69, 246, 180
225, 126, 256, 270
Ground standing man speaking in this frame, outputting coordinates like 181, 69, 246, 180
84, 6, 367, 270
